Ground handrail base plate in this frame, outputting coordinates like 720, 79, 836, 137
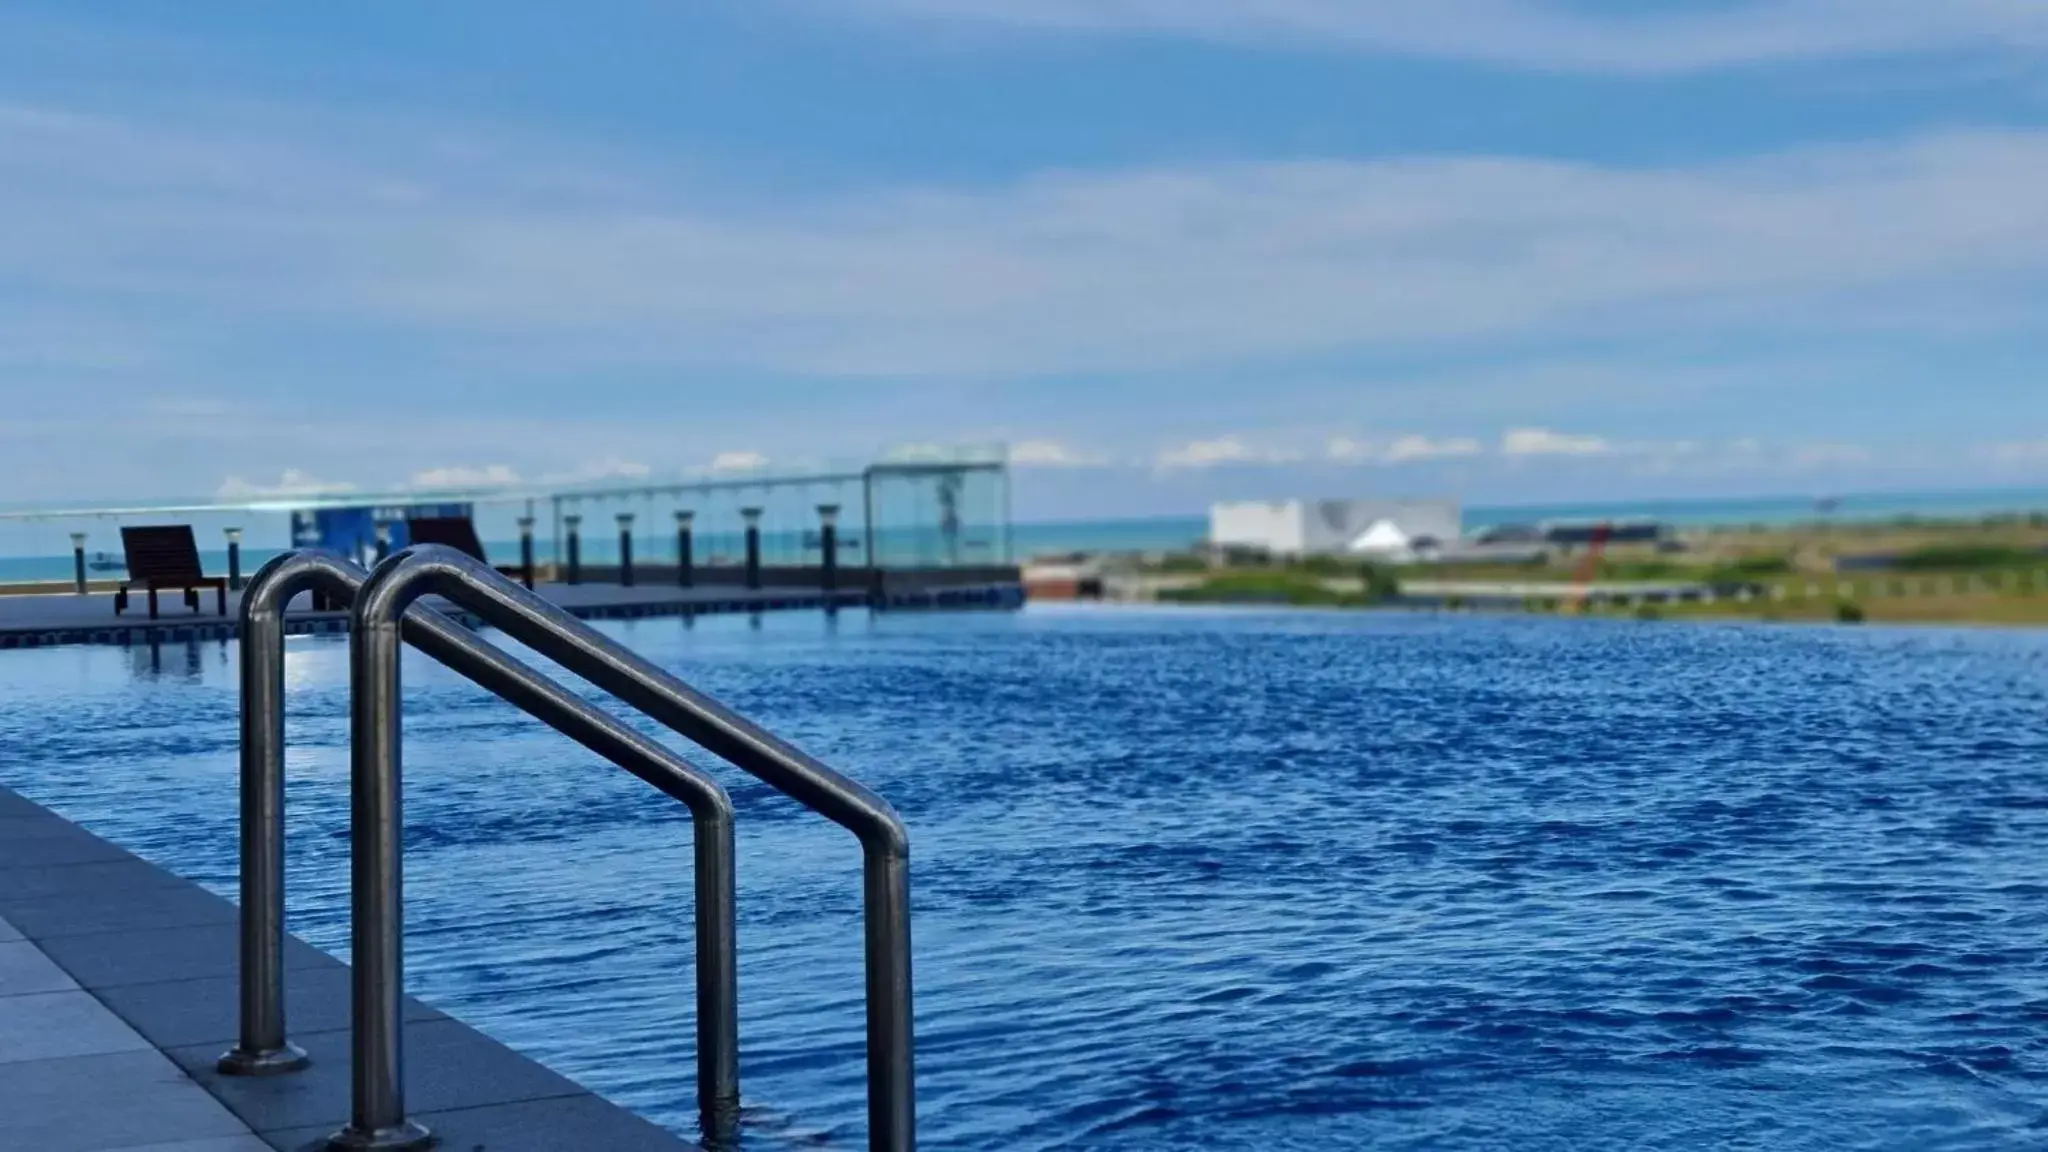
215, 1041, 309, 1077
324, 1119, 433, 1151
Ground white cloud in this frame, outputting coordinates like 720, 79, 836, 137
879, 443, 952, 463
5, 105, 2047, 384
1009, 439, 1108, 468
1155, 435, 1302, 470
1501, 428, 1613, 457
1984, 439, 2048, 466
1326, 434, 1484, 464
407, 463, 521, 489
543, 457, 654, 484
705, 451, 770, 474
1323, 436, 1375, 463
215, 469, 355, 500
847, 0, 2048, 76
1385, 434, 1484, 464
1158, 436, 1253, 469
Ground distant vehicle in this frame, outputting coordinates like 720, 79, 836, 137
86, 551, 126, 573
1543, 519, 1667, 546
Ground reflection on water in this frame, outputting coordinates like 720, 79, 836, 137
126, 638, 220, 683
1, 609, 2047, 1149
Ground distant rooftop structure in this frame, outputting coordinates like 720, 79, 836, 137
1209, 498, 1462, 559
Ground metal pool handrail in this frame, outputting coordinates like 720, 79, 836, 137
217, 549, 741, 1149
342, 545, 916, 1152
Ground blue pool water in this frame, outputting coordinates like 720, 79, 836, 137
3, 608, 2048, 1149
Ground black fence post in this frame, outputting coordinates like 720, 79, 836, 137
224, 527, 244, 591
617, 513, 636, 587
675, 510, 694, 588
564, 515, 583, 585
71, 532, 87, 594
817, 504, 840, 594
742, 507, 763, 591
517, 516, 536, 589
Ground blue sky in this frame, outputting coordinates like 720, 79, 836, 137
2, 1, 2045, 520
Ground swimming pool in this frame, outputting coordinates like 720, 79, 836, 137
3, 607, 2046, 1150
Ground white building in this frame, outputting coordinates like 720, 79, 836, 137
1209, 499, 1462, 561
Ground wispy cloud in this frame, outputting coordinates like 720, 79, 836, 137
1328, 434, 1485, 465
6, 103, 2046, 384
1501, 428, 1612, 457
215, 469, 356, 500
408, 463, 522, 489
843, 0, 2048, 76
1155, 436, 1302, 470
1984, 438, 2048, 466
1010, 439, 1110, 468
703, 451, 770, 474
1387, 435, 1484, 464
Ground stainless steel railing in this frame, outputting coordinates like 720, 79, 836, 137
218, 550, 740, 1147
225, 545, 917, 1152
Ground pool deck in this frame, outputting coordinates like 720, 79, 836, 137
0, 577, 1021, 649
0, 785, 697, 1151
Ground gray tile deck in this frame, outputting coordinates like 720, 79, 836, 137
37, 921, 341, 991
167, 1017, 587, 1135
93, 966, 445, 1053
0, 937, 83, 995
2, 878, 240, 939
0, 821, 144, 866
0, 1049, 257, 1152
0, 988, 155, 1063
259, 1092, 692, 1152
101, 1131, 278, 1139
0, 857, 208, 902
0, 787, 699, 1152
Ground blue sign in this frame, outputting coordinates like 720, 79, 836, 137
290, 502, 474, 567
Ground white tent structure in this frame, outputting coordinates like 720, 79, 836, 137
1347, 519, 1414, 560
1210, 498, 1460, 558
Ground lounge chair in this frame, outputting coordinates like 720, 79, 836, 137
403, 516, 491, 562
403, 516, 528, 582
114, 525, 227, 619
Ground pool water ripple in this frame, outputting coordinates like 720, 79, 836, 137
1, 608, 2046, 1149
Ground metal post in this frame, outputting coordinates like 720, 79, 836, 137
224, 551, 740, 1143
333, 573, 432, 1152
863, 468, 882, 607
517, 517, 536, 590
225, 527, 244, 591
617, 513, 636, 587
70, 533, 87, 594
819, 504, 841, 595
864, 844, 915, 1151
356, 547, 915, 1152
551, 496, 563, 582
742, 508, 762, 591
675, 510, 695, 588
218, 557, 313, 1079
564, 515, 583, 585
